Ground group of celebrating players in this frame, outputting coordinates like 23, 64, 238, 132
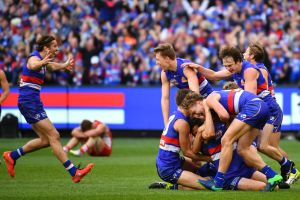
152, 43, 299, 191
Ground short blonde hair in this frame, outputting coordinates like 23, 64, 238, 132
223, 81, 239, 90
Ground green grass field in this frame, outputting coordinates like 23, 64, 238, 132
0, 138, 299, 200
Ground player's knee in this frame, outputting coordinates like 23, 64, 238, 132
257, 143, 268, 153
48, 130, 61, 143
40, 138, 50, 147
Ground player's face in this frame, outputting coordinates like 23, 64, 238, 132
222, 57, 241, 73
47, 40, 59, 58
155, 53, 169, 70
243, 47, 251, 61
188, 101, 205, 120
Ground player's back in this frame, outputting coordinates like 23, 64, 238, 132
156, 110, 188, 168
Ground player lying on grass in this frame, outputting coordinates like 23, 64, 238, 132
63, 119, 112, 157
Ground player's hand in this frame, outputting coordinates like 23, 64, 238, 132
65, 56, 74, 72
181, 62, 202, 69
42, 51, 54, 65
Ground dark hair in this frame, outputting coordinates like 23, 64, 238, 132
176, 89, 203, 110
36, 35, 56, 52
153, 43, 176, 60
223, 81, 239, 90
80, 119, 93, 132
219, 46, 243, 63
189, 117, 204, 132
249, 43, 265, 62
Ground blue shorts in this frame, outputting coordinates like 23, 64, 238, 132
236, 99, 269, 130
156, 157, 185, 184
266, 99, 283, 133
196, 162, 217, 178
223, 167, 256, 190
18, 88, 48, 124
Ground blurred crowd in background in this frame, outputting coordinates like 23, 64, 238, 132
0, 0, 299, 87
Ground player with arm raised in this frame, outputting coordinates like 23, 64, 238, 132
3, 35, 93, 183
154, 43, 213, 126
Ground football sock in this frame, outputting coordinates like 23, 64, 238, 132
63, 160, 77, 176
80, 144, 89, 155
10, 147, 25, 161
279, 157, 292, 170
63, 146, 71, 152
261, 165, 277, 179
214, 172, 225, 188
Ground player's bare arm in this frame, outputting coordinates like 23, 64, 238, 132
181, 62, 232, 81
27, 53, 53, 71
161, 71, 170, 126
206, 93, 230, 122
48, 56, 74, 72
201, 100, 215, 140
85, 123, 106, 137
244, 68, 259, 95
183, 67, 200, 94
71, 127, 88, 139
175, 119, 211, 162
0, 70, 9, 104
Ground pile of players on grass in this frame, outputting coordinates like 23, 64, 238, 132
151, 43, 299, 191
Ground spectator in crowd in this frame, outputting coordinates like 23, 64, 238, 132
0, 0, 299, 86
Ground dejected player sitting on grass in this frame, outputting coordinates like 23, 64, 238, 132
63, 120, 112, 157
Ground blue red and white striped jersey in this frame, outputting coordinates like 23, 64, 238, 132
232, 60, 270, 99
256, 62, 275, 97
164, 58, 213, 97
156, 110, 188, 167
20, 51, 46, 90
215, 89, 259, 115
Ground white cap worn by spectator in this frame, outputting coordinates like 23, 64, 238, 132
91, 56, 99, 65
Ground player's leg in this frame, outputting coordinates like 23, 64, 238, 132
3, 125, 50, 177
63, 137, 80, 152
32, 118, 94, 182
177, 171, 207, 190
251, 171, 267, 183
237, 128, 268, 170
182, 157, 201, 172
210, 119, 252, 189
70, 137, 100, 156
237, 178, 266, 191
238, 127, 282, 190
258, 124, 284, 161
270, 132, 288, 158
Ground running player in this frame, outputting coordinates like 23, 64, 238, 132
182, 46, 295, 183
154, 43, 213, 125
2, 35, 93, 183
63, 119, 112, 157
156, 89, 212, 190
244, 43, 299, 184
176, 88, 282, 191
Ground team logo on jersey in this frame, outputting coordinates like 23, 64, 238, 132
240, 114, 247, 119
159, 139, 165, 147
34, 114, 41, 120
170, 79, 178, 87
